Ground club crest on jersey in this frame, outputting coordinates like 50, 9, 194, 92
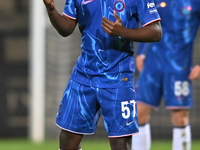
113, 0, 125, 12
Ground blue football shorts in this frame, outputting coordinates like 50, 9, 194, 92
136, 69, 193, 109
56, 79, 139, 137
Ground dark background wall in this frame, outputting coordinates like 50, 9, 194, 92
0, 0, 28, 138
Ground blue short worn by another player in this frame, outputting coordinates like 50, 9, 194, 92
136, 68, 193, 109
56, 79, 138, 137
136, 0, 200, 109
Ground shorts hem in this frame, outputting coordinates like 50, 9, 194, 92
108, 131, 139, 138
166, 106, 191, 110
56, 123, 95, 135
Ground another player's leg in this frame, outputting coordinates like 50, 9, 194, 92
132, 102, 152, 150
132, 63, 163, 150
171, 109, 191, 150
165, 73, 193, 150
109, 136, 132, 150
59, 129, 83, 150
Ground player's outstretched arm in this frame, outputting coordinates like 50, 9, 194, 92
43, 0, 77, 37
101, 11, 162, 42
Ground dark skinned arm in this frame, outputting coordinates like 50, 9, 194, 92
101, 11, 162, 42
43, 0, 77, 37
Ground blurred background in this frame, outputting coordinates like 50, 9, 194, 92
0, 0, 200, 143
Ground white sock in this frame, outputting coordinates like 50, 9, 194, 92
132, 123, 151, 150
172, 125, 191, 150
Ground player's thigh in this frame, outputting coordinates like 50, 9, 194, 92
136, 69, 163, 108
109, 136, 132, 150
99, 87, 138, 137
56, 79, 101, 134
163, 73, 193, 109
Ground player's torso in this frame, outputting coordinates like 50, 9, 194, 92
67, 0, 160, 87
143, 0, 200, 73
71, 0, 139, 88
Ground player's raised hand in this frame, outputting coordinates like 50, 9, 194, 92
101, 11, 125, 37
43, 0, 55, 12
188, 65, 200, 80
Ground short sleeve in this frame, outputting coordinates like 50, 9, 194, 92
62, 0, 77, 20
137, 0, 161, 27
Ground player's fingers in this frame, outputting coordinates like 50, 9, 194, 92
102, 16, 115, 26
43, 0, 55, 11
101, 24, 111, 35
102, 18, 114, 30
188, 72, 198, 80
113, 11, 121, 23
188, 74, 194, 80
44, 0, 53, 4
188, 65, 200, 80
101, 20, 111, 30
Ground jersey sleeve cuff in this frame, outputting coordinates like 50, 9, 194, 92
62, 12, 76, 20
143, 18, 161, 27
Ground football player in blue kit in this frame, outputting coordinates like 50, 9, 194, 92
132, 0, 200, 150
43, 0, 162, 149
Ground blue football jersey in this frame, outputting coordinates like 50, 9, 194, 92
63, 0, 161, 88
137, 0, 200, 73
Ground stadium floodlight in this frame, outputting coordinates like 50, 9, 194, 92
28, 0, 46, 143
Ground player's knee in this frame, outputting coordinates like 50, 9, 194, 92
171, 110, 189, 127
59, 130, 83, 150
172, 118, 188, 127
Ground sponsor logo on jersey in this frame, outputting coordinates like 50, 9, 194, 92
113, 0, 125, 12
147, 2, 155, 9
147, 2, 157, 14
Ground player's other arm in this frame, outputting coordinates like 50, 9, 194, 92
188, 64, 200, 80
102, 11, 162, 42
43, 0, 77, 37
136, 54, 145, 72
